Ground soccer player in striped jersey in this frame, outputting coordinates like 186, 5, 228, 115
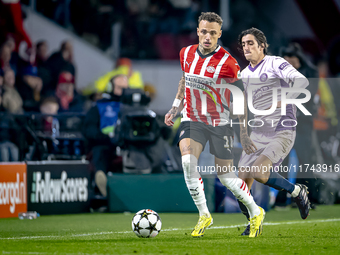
236, 28, 311, 235
164, 12, 265, 238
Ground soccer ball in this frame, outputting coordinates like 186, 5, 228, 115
131, 209, 162, 238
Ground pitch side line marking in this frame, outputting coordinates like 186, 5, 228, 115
1, 218, 340, 240
2, 252, 105, 255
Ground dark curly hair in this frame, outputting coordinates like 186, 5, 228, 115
238, 27, 269, 55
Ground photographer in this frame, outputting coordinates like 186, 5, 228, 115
82, 74, 128, 197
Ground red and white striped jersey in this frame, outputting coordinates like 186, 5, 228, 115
179, 44, 240, 126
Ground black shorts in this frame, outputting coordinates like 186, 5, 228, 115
177, 121, 234, 160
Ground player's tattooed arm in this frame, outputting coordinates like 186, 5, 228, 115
238, 92, 257, 154
176, 72, 185, 101
164, 73, 185, 126
171, 73, 185, 114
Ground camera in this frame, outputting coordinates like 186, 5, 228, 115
114, 88, 168, 174
115, 88, 158, 146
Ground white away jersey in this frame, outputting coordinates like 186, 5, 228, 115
241, 55, 309, 132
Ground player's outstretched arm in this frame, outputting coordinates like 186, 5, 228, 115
164, 73, 185, 126
238, 91, 257, 154
275, 58, 309, 99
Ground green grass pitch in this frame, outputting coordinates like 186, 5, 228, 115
1, 205, 340, 255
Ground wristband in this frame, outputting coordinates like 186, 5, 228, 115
172, 98, 181, 108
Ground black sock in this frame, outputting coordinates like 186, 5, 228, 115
265, 171, 295, 193
237, 199, 250, 221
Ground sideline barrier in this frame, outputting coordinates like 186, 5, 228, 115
107, 174, 215, 213
1, 162, 269, 217
0, 163, 27, 218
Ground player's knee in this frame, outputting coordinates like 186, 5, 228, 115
253, 173, 269, 184
238, 167, 249, 180
261, 175, 270, 183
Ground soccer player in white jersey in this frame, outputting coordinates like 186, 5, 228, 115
236, 28, 311, 235
164, 13, 265, 238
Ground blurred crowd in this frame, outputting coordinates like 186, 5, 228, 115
0, 33, 156, 160
0, 36, 84, 114
20, 0, 201, 58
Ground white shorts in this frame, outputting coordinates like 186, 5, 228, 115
238, 130, 296, 168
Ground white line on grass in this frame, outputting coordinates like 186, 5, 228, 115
2, 252, 48, 255
1, 218, 339, 241
2, 252, 107, 255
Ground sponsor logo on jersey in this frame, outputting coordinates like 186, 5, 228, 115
180, 130, 185, 137
206, 66, 216, 73
260, 73, 268, 82
185, 75, 223, 111
279, 62, 290, 70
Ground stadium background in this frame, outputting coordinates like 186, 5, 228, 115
0, 1, 340, 253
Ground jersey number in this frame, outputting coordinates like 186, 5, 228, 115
224, 136, 233, 150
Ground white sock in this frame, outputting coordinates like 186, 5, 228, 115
197, 203, 210, 217
182, 154, 210, 217
291, 185, 301, 198
218, 172, 260, 218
